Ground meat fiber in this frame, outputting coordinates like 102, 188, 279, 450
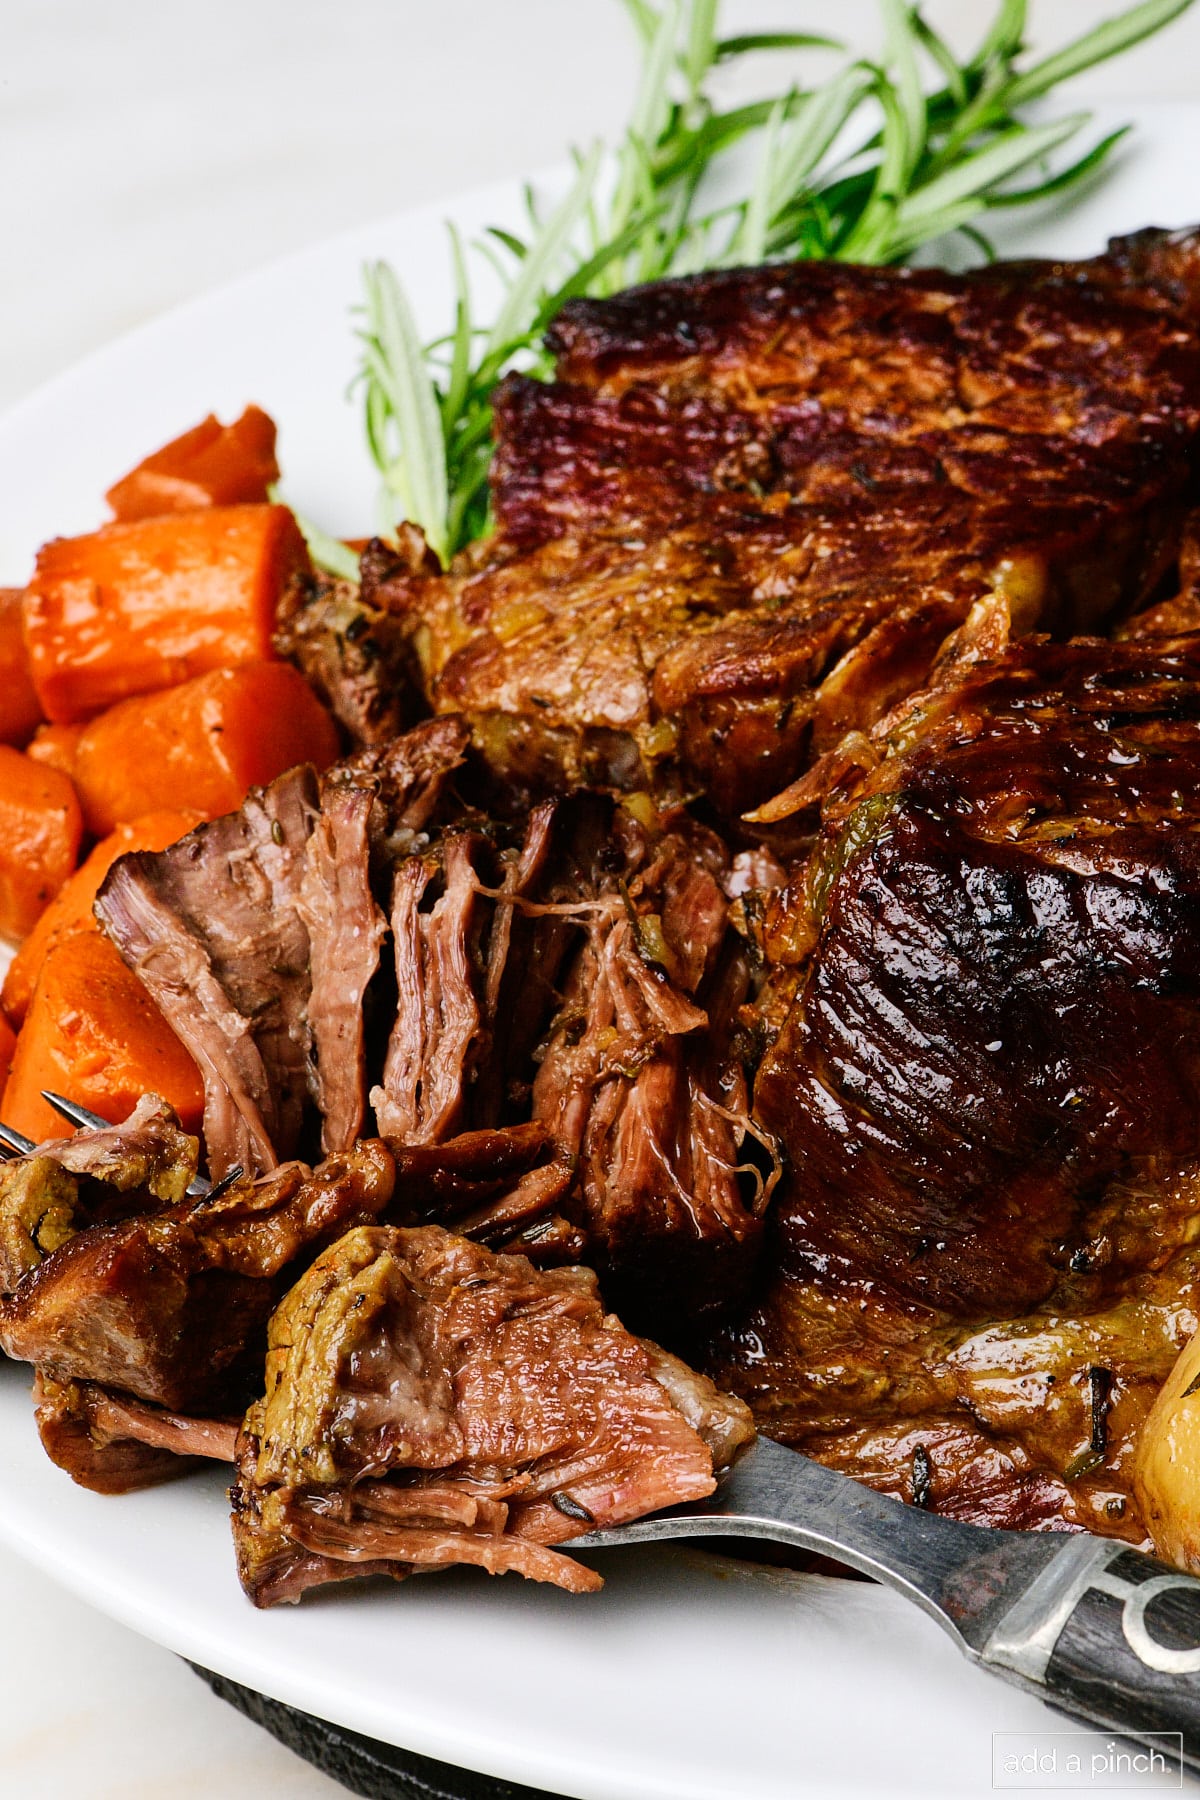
297, 773, 387, 1156
375, 230, 1200, 822
531, 803, 775, 1330
230, 1224, 753, 1605
32, 1373, 238, 1495
96, 719, 471, 1177
95, 767, 319, 1178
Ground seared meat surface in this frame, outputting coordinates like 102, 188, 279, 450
753, 626, 1200, 1315
231, 1223, 753, 1605
376, 230, 1200, 821
710, 618, 1200, 1538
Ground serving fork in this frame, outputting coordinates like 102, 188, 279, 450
578, 1435, 1200, 1770
0, 1092, 239, 1198
6, 1098, 1200, 1770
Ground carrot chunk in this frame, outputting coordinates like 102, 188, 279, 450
2, 931, 204, 1143
105, 406, 280, 521
0, 749, 83, 944
0, 1014, 14, 1092
25, 721, 85, 779
2, 810, 202, 1031
23, 503, 310, 723
72, 662, 340, 837
0, 589, 43, 747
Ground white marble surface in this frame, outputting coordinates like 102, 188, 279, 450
2, 3, 1198, 1794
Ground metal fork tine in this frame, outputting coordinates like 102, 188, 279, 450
41, 1092, 110, 1132
38, 1090, 212, 1198
199, 1164, 244, 1203
0, 1120, 36, 1157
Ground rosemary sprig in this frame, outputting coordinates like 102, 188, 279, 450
354, 0, 1194, 566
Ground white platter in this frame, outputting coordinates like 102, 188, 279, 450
0, 98, 1198, 1800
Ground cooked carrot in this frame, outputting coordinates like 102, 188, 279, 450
0, 749, 83, 944
2, 810, 202, 1031
105, 406, 280, 521
23, 503, 309, 723
0, 1014, 14, 1093
25, 721, 84, 779
2, 931, 204, 1143
0, 589, 43, 747
72, 662, 340, 837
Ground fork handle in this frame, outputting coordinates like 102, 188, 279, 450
982, 1538, 1200, 1769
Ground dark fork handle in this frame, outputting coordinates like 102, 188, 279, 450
983, 1536, 1200, 1764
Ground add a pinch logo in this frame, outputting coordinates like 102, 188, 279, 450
992, 1732, 1182, 1790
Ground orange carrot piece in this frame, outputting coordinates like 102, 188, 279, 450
0, 748, 83, 945
23, 503, 310, 723
25, 721, 85, 779
2, 931, 204, 1143
2, 810, 202, 1031
0, 1014, 14, 1093
72, 662, 340, 837
0, 589, 43, 747
105, 406, 280, 521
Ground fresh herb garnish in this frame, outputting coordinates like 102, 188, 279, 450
355, 0, 1193, 566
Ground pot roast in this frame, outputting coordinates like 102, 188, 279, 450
9, 228, 1200, 1594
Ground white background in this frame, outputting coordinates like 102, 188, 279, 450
2, 3, 1198, 1794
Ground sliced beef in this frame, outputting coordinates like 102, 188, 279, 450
387, 237, 1200, 822
230, 1223, 753, 1606
0, 1134, 395, 1421
96, 766, 319, 1179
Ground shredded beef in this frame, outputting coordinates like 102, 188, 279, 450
96, 767, 319, 1179
0, 1135, 395, 1420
